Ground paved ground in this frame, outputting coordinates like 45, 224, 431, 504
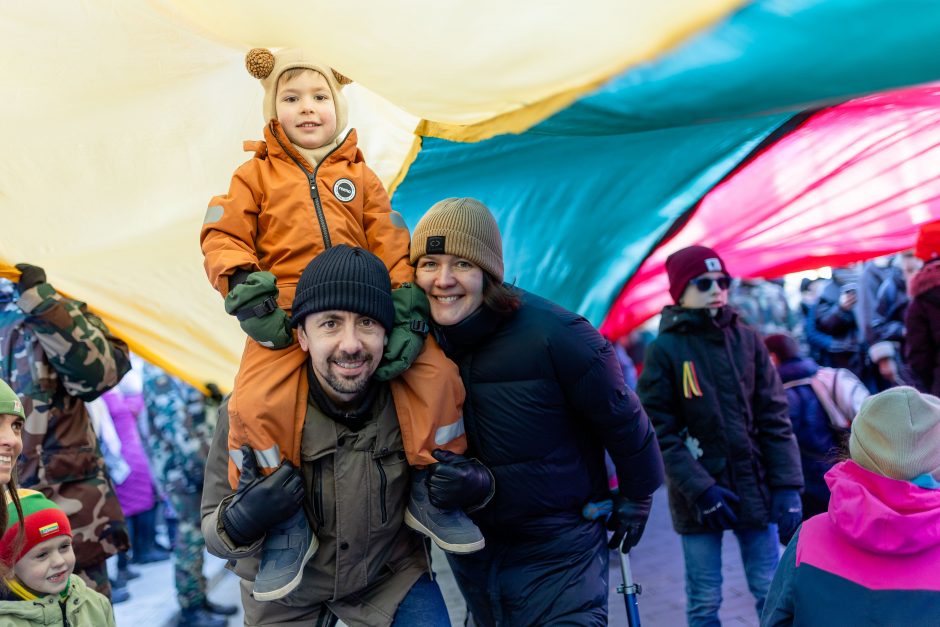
115, 487, 766, 626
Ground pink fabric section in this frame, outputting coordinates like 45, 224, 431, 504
796, 460, 940, 591
602, 84, 940, 339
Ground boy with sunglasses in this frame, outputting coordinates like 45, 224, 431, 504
637, 245, 803, 627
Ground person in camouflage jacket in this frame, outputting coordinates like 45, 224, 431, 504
141, 362, 235, 625
0, 264, 130, 599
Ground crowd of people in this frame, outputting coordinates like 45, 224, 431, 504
0, 44, 939, 627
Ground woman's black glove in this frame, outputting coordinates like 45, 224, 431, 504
607, 494, 653, 553
221, 445, 305, 546
426, 449, 495, 512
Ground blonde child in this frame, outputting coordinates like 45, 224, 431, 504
200, 48, 476, 601
0, 490, 115, 626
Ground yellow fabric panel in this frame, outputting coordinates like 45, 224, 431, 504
0, 0, 727, 389
0, 2, 417, 391
156, 0, 745, 129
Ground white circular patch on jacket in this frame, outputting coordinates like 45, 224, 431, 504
333, 178, 356, 202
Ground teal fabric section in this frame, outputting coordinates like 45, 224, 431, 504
392, 115, 789, 325
393, 0, 940, 326
535, 0, 940, 136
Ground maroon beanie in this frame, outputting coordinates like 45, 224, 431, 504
665, 245, 729, 303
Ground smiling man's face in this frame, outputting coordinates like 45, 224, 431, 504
297, 310, 386, 404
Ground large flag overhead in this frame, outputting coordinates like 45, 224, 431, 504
3, 0, 940, 388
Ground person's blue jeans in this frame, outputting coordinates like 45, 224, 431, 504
680, 525, 780, 627
391, 573, 450, 626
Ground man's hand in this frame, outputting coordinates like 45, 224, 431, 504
15, 263, 46, 292
426, 449, 494, 512
607, 494, 653, 553
695, 485, 740, 531
221, 445, 304, 546
223, 271, 294, 349
771, 489, 802, 545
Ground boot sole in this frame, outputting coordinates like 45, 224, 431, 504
404, 509, 486, 554
252, 534, 320, 602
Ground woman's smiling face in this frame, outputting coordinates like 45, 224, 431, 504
414, 254, 485, 326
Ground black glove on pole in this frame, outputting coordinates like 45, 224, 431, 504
221, 445, 305, 546
607, 494, 653, 553
426, 449, 494, 511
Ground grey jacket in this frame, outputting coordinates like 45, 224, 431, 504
201, 384, 428, 627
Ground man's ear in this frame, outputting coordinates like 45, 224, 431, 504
297, 325, 309, 352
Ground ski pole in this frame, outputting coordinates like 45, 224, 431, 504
583, 499, 643, 627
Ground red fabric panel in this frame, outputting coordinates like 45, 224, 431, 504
602, 84, 940, 338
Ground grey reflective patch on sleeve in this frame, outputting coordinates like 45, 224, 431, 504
389, 211, 408, 230
204, 205, 225, 224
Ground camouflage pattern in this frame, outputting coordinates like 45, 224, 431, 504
75, 560, 111, 600
141, 364, 215, 608
0, 280, 131, 596
140, 365, 213, 493
170, 491, 207, 609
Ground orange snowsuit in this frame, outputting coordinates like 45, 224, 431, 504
201, 121, 466, 487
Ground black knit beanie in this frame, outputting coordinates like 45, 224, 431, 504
291, 245, 394, 331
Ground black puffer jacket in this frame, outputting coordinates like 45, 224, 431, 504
435, 290, 664, 537
637, 306, 802, 534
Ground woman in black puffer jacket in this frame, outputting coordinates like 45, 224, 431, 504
409, 197, 664, 627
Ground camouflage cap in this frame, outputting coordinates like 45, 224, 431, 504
0, 378, 24, 419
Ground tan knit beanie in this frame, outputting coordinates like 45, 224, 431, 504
245, 48, 351, 138
410, 198, 504, 282
849, 386, 940, 481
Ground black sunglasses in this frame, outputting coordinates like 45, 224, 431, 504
691, 276, 731, 292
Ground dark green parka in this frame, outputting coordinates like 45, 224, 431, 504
637, 306, 802, 534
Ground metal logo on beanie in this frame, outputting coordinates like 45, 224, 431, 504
665, 245, 729, 303
290, 245, 394, 331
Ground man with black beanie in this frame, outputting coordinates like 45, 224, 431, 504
200, 245, 456, 625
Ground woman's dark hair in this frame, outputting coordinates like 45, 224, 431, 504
482, 273, 522, 315
0, 470, 25, 584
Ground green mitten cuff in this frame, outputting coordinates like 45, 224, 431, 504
374, 283, 430, 381
224, 272, 294, 349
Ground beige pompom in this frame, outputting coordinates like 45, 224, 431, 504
332, 69, 353, 86
246, 48, 275, 79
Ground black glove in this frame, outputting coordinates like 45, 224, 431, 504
426, 449, 494, 512
205, 382, 224, 405
695, 485, 740, 531
771, 489, 803, 545
220, 445, 305, 546
15, 263, 46, 292
607, 494, 653, 553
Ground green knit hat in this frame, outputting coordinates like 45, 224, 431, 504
1, 490, 72, 565
849, 386, 940, 481
0, 379, 24, 420
410, 198, 504, 282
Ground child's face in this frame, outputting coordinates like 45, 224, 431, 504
679, 271, 730, 310
13, 536, 75, 595
276, 70, 338, 150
